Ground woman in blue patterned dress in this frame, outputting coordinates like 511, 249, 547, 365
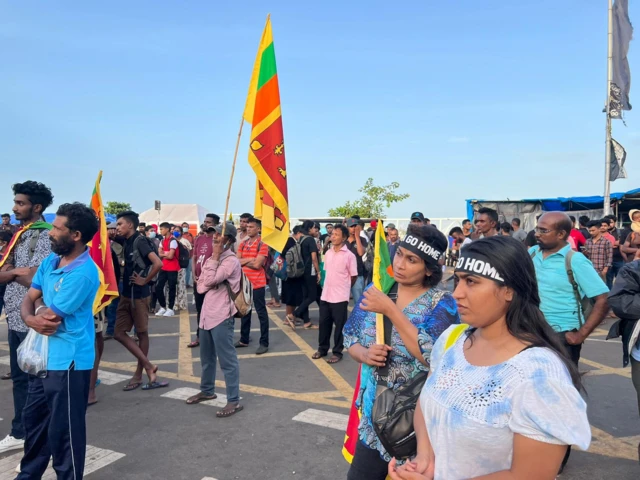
343, 224, 459, 480
389, 236, 590, 480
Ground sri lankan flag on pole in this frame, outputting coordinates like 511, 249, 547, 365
343, 220, 395, 467
89, 171, 118, 315
243, 15, 290, 253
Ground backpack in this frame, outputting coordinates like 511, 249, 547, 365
176, 241, 190, 269
271, 251, 288, 280
132, 235, 157, 277
261, 243, 274, 281
285, 235, 307, 279
221, 260, 254, 318
530, 247, 593, 326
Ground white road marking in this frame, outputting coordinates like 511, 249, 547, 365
201, 477, 219, 480
161, 387, 229, 408
0, 356, 10, 366
97, 370, 131, 385
0, 445, 124, 478
292, 408, 348, 431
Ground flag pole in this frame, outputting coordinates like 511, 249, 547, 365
222, 117, 245, 236
604, 0, 614, 216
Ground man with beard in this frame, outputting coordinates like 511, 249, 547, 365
0, 181, 53, 455
237, 213, 252, 245
473, 207, 499, 238
19, 202, 100, 479
529, 211, 609, 474
1, 213, 16, 234
114, 211, 165, 391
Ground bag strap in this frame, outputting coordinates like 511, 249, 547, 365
378, 283, 399, 378
564, 250, 585, 327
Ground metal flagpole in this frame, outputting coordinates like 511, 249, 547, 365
604, 0, 614, 216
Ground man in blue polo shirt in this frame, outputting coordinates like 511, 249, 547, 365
19, 202, 99, 480
529, 211, 609, 475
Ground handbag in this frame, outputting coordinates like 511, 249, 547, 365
371, 286, 467, 459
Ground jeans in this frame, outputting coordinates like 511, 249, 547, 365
199, 318, 240, 403
105, 281, 123, 336
293, 274, 317, 323
18, 367, 91, 480
607, 260, 624, 289
156, 270, 178, 310
193, 286, 206, 340
9, 329, 28, 440
185, 259, 193, 286
347, 441, 388, 480
351, 276, 365, 306
240, 287, 269, 347
318, 301, 348, 357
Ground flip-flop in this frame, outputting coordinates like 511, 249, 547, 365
142, 381, 170, 391
123, 382, 142, 392
284, 314, 296, 330
312, 351, 327, 360
304, 324, 319, 330
187, 341, 200, 348
87, 400, 98, 407
216, 404, 244, 418
326, 355, 342, 364
234, 341, 249, 348
186, 393, 218, 405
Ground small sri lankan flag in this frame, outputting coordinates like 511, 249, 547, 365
243, 15, 290, 253
89, 171, 119, 315
373, 219, 395, 344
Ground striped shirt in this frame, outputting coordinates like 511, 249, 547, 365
238, 237, 269, 289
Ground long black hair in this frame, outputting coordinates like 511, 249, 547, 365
462, 236, 584, 391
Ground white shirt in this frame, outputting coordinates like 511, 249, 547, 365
420, 326, 591, 480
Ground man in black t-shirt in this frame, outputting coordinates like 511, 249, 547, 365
114, 211, 166, 391
292, 221, 321, 329
346, 218, 368, 302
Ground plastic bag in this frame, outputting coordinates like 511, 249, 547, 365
17, 329, 48, 378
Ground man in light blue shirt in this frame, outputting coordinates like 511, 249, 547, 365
529, 212, 609, 364
19, 202, 99, 480
529, 212, 609, 474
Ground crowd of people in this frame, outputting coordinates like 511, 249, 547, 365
0, 181, 639, 478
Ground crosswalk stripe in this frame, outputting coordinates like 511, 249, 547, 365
97, 370, 131, 385
292, 408, 348, 431
161, 387, 229, 408
201, 477, 219, 480
0, 445, 125, 478
0, 356, 9, 366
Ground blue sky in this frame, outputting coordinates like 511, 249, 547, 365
1, 0, 639, 219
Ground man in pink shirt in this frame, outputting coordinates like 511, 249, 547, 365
313, 224, 357, 364
186, 222, 243, 418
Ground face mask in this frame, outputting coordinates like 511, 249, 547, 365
173, 231, 181, 238
182, 227, 189, 233
149, 232, 157, 239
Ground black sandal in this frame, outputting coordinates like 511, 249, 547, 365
186, 392, 217, 404
216, 404, 243, 418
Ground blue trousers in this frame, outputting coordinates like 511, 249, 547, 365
18, 367, 91, 480
199, 318, 240, 403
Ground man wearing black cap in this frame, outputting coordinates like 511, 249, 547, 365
411, 212, 426, 225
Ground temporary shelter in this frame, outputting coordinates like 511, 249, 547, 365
467, 188, 640, 231
138, 204, 210, 229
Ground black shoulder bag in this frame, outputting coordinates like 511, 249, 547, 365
371, 283, 428, 459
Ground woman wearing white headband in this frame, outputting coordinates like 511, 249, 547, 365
344, 224, 459, 480
390, 236, 590, 480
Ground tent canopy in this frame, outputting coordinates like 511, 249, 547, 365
466, 188, 640, 230
138, 204, 211, 227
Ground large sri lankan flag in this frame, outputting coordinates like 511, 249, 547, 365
343, 220, 395, 464
243, 15, 290, 253
89, 171, 118, 315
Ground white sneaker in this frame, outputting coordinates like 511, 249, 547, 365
156, 307, 167, 316
163, 309, 175, 317
0, 435, 24, 453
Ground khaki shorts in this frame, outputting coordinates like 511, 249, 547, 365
115, 296, 150, 334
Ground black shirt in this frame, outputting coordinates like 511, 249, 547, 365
122, 232, 155, 299
579, 227, 591, 240
610, 228, 624, 262
347, 236, 369, 277
300, 235, 318, 276
525, 229, 537, 248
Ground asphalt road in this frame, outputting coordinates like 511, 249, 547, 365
0, 286, 638, 479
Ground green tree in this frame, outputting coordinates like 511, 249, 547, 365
328, 178, 410, 219
105, 201, 132, 216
